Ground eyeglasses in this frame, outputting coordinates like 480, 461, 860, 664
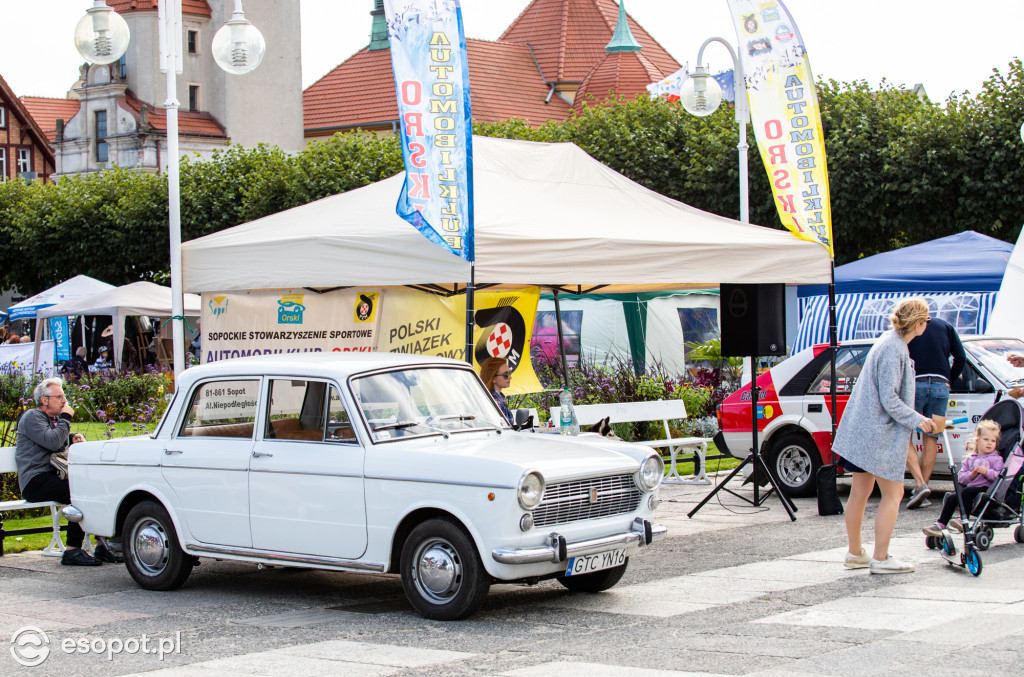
43, 394, 67, 401
497, 371, 512, 379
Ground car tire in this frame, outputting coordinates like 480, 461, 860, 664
556, 559, 628, 593
767, 432, 821, 498
400, 518, 491, 621
123, 500, 194, 591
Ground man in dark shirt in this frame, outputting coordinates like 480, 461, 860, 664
905, 316, 966, 509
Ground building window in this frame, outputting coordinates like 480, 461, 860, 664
96, 110, 109, 163
118, 54, 127, 79
0, 107, 6, 127
187, 30, 198, 54
188, 85, 200, 112
17, 149, 31, 174
0, 148, 6, 181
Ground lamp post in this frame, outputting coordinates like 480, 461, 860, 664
76, 0, 264, 381
679, 38, 750, 224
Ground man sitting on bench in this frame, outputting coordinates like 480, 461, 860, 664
15, 377, 100, 566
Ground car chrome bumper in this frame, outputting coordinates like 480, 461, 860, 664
491, 518, 666, 565
61, 505, 84, 523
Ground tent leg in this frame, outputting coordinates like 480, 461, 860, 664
552, 290, 570, 390
465, 264, 475, 364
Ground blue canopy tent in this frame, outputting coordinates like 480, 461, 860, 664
796, 231, 1013, 351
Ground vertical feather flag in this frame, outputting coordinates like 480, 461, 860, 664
726, 0, 833, 256
384, 0, 474, 262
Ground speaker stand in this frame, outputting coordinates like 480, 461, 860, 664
688, 355, 797, 521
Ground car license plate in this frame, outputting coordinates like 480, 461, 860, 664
564, 548, 626, 576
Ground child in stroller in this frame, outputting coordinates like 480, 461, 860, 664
923, 419, 1004, 537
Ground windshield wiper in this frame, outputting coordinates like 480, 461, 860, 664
436, 414, 477, 421
372, 420, 420, 431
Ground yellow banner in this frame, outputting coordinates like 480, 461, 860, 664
379, 287, 543, 395
728, 0, 833, 256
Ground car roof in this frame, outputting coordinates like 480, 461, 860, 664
176, 352, 472, 388
810, 335, 1021, 351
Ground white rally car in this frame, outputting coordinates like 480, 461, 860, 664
64, 353, 665, 620
718, 336, 1024, 497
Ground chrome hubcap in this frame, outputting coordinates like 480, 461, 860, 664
132, 517, 168, 576
414, 538, 462, 603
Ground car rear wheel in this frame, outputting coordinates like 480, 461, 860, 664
557, 559, 628, 593
123, 500, 194, 591
401, 518, 491, 620
767, 432, 821, 498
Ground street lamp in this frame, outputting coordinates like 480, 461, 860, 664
679, 37, 750, 224
76, 0, 265, 381
73, 0, 131, 65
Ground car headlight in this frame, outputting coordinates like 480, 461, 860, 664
517, 470, 545, 510
636, 454, 664, 491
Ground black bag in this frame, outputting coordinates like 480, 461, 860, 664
816, 463, 844, 516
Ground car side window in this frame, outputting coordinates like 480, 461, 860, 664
326, 385, 357, 443
805, 346, 870, 395
265, 379, 327, 442
951, 361, 994, 394
178, 380, 260, 438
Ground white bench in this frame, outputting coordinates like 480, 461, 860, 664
549, 400, 712, 485
0, 446, 87, 557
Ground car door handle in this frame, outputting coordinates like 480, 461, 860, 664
807, 404, 822, 413
252, 451, 273, 458
163, 448, 183, 455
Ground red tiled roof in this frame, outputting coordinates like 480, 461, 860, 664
0, 73, 57, 166
121, 91, 227, 138
573, 50, 665, 109
108, 0, 212, 18
304, 40, 575, 133
500, 0, 679, 83
19, 97, 82, 143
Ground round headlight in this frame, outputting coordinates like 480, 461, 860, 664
517, 471, 545, 510
637, 455, 664, 491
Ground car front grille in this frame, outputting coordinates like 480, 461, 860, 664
532, 474, 642, 528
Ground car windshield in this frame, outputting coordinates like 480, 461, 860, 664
964, 338, 1024, 387
350, 366, 507, 442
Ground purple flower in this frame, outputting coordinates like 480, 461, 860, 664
96, 410, 107, 421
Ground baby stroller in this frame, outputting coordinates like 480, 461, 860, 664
964, 399, 1024, 550
924, 399, 1024, 575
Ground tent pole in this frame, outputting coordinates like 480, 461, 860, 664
552, 289, 570, 389
464, 263, 475, 364
829, 259, 838, 443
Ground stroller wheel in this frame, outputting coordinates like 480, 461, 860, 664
976, 528, 992, 552
940, 532, 956, 556
925, 535, 937, 550
965, 548, 982, 576
1014, 525, 1024, 544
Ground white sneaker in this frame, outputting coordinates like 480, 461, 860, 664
870, 556, 915, 574
844, 548, 871, 569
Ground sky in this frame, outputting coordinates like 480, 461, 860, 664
0, 1, 1021, 103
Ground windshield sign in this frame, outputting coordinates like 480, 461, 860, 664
965, 339, 1024, 386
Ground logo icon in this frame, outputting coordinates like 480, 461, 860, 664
10, 626, 49, 667
277, 294, 305, 325
589, 488, 599, 504
486, 322, 513, 358
354, 293, 378, 323
208, 295, 229, 318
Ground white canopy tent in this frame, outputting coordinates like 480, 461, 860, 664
36, 281, 201, 371
6, 275, 115, 321
985, 225, 1024, 340
182, 138, 831, 294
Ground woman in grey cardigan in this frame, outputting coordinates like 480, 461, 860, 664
834, 298, 935, 574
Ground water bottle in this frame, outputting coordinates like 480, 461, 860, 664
559, 388, 579, 435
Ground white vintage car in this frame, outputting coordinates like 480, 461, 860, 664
64, 353, 665, 620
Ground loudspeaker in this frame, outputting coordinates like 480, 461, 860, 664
719, 283, 786, 357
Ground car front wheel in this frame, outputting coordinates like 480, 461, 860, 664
123, 500, 194, 591
767, 432, 821, 498
400, 518, 491, 620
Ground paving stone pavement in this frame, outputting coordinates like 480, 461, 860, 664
2, 476, 1022, 676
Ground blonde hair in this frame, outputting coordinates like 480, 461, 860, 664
889, 297, 930, 335
967, 419, 1001, 456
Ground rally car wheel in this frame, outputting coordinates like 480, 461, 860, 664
767, 433, 821, 498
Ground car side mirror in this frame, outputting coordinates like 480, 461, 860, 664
513, 408, 534, 431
